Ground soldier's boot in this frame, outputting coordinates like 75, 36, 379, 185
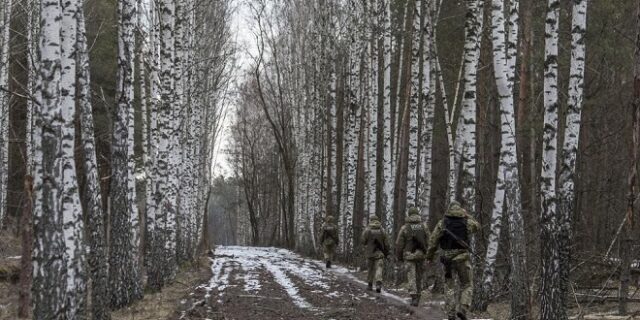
375, 281, 382, 293
410, 294, 420, 306
327, 260, 332, 269
367, 282, 373, 291
456, 311, 468, 320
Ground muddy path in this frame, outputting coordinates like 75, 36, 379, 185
174, 246, 446, 320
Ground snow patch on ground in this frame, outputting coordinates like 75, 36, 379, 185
205, 246, 341, 310
264, 261, 313, 309
199, 257, 235, 299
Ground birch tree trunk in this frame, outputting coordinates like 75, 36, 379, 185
0, 0, 11, 229
477, 1, 529, 315
381, 0, 395, 235
457, 0, 483, 212
539, 0, 562, 319
110, 0, 142, 308
145, 0, 161, 284
77, 3, 110, 318
60, 0, 88, 317
419, 0, 435, 224
557, 0, 587, 316
407, 0, 421, 208
32, 1, 67, 317
26, 0, 37, 177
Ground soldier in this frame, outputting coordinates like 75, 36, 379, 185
426, 201, 480, 320
320, 214, 339, 269
395, 207, 429, 306
361, 215, 390, 293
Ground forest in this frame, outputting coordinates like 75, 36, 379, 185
0, 0, 638, 319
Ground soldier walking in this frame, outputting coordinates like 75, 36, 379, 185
395, 207, 429, 306
361, 215, 390, 293
320, 214, 339, 269
426, 201, 480, 320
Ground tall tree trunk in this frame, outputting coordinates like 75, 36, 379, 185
419, 0, 436, 225
32, 1, 67, 317
539, 0, 563, 319
477, 1, 529, 316
18, 177, 33, 318
110, 0, 142, 308
620, 1, 639, 315
77, 3, 110, 318
457, 0, 484, 212
381, 0, 395, 236
557, 0, 587, 315
407, 0, 421, 208
60, 0, 88, 317
0, 0, 11, 230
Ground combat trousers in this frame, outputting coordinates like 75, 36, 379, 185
367, 258, 384, 284
405, 260, 425, 295
323, 244, 336, 261
443, 258, 473, 317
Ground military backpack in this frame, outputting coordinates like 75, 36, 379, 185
439, 216, 469, 250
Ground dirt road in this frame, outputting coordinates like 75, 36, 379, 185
175, 246, 446, 320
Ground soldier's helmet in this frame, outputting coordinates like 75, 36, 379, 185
447, 201, 466, 217
369, 214, 380, 222
408, 207, 420, 216
325, 215, 335, 223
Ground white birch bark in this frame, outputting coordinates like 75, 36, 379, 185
555, 0, 587, 318
407, 0, 421, 207
540, 0, 561, 319
156, 0, 176, 285
456, 0, 484, 211
110, 0, 142, 307
76, 4, 109, 318
367, 0, 378, 217
32, 1, 66, 317
145, 0, 161, 276
382, 0, 394, 233
0, 0, 11, 229
478, 1, 528, 314
59, 0, 87, 316
419, 0, 436, 224
434, 54, 458, 203
26, 0, 38, 177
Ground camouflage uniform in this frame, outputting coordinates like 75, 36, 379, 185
395, 207, 429, 306
361, 215, 390, 292
320, 215, 339, 268
426, 201, 480, 320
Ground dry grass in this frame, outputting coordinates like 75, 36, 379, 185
0, 233, 21, 320
112, 258, 212, 320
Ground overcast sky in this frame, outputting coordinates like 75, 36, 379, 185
210, 0, 257, 179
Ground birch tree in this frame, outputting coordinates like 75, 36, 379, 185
477, 1, 529, 316
557, 0, 587, 317
419, 0, 435, 223
59, 0, 87, 317
456, 0, 484, 212
76, 2, 110, 318
381, 0, 395, 233
539, 0, 562, 318
32, 1, 67, 317
0, 0, 11, 230
110, 0, 142, 307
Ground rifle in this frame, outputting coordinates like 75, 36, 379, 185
441, 225, 483, 262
